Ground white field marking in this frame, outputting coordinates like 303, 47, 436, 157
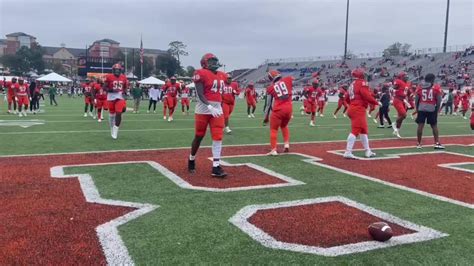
222, 152, 474, 209
1, 134, 472, 158
438, 162, 474, 174
0, 119, 45, 128
229, 196, 448, 257
328, 144, 474, 161
50, 164, 158, 266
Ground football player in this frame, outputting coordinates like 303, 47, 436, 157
343, 68, 379, 159
188, 53, 227, 178
179, 82, 190, 115
15, 78, 30, 117
6, 77, 19, 114
245, 82, 257, 118
103, 64, 129, 139
163, 76, 180, 122
304, 79, 318, 126
333, 84, 348, 119
263, 70, 293, 155
92, 77, 107, 122
460, 88, 471, 120
391, 72, 409, 138
82, 79, 94, 117
316, 86, 328, 117
162, 78, 170, 120
222, 73, 240, 134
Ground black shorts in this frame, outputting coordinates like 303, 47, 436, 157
416, 111, 437, 125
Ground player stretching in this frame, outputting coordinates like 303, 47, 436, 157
222, 73, 240, 134
6, 77, 18, 114
391, 72, 409, 138
414, 74, 444, 149
92, 78, 107, 122
263, 70, 293, 155
245, 82, 257, 118
316, 86, 327, 117
343, 68, 378, 159
333, 84, 348, 118
163, 77, 180, 122
179, 82, 190, 115
82, 79, 94, 117
188, 53, 227, 177
104, 64, 128, 139
15, 78, 30, 117
460, 89, 471, 120
304, 79, 318, 126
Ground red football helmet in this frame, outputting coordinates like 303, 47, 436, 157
200, 53, 220, 71
248, 82, 254, 88
351, 68, 365, 79
397, 72, 407, 80
267, 70, 281, 82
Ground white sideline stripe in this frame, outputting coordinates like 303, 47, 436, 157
0, 134, 471, 158
438, 162, 474, 174
229, 196, 448, 256
50, 164, 158, 266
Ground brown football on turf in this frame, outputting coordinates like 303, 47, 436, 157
368, 222, 393, 242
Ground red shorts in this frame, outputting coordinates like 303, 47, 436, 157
84, 96, 92, 104
195, 114, 224, 141
462, 104, 469, 112
222, 102, 235, 119
306, 101, 317, 113
337, 99, 348, 108
317, 101, 325, 108
163, 98, 168, 107
270, 107, 293, 130
470, 113, 474, 129
181, 98, 190, 106
96, 99, 107, 109
393, 98, 407, 117
247, 99, 256, 107
166, 97, 176, 109
347, 106, 368, 136
408, 100, 415, 109
108, 99, 126, 114
17, 96, 29, 106
7, 93, 14, 104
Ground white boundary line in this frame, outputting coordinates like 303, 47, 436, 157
0, 134, 471, 158
438, 162, 474, 174
229, 196, 448, 256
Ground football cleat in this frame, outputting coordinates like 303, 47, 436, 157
163, 116, 167, 120
248, 114, 252, 118
416, 144, 422, 149
224, 127, 232, 134
188, 159, 196, 173
367, 113, 372, 118
319, 114, 324, 117
267, 149, 278, 156
309, 121, 315, 127
211, 166, 227, 178
18, 112, 23, 117
365, 150, 376, 158
168, 116, 173, 122
284, 144, 290, 153
111, 126, 119, 139
377, 125, 385, 128
83, 113, 87, 117
373, 118, 378, 124
333, 114, 337, 119
98, 118, 102, 123
392, 130, 402, 139
343, 152, 357, 159
434, 143, 445, 150
343, 113, 347, 118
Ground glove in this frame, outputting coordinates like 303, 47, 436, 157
207, 104, 223, 117
29, 97, 32, 101
94, 99, 97, 104
15, 96, 18, 102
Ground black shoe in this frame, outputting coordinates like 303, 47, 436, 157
387, 125, 393, 128
377, 125, 385, 128
188, 159, 195, 173
434, 143, 445, 150
212, 166, 227, 178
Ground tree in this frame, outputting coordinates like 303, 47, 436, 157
155, 53, 181, 78
0, 43, 45, 75
168, 41, 188, 66
383, 42, 412, 57
185, 66, 196, 77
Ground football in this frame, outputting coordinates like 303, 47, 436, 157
368, 222, 393, 242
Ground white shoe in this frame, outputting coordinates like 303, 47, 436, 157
251, 114, 255, 118
248, 115, 252, 118
410, 114, 414, 120
83, 113, 87, 117
23, 111, 27, 117
343, 113, 347, 118
284, 143, 290, 153
168, 116, 173, 122
373, 118, 378, 124
392, 130, 402, 139
154, 111, 156, 114
267, 149, 278, 156
224, 127, 232, 134
163, 116, 167, 120
333, 114, 337, 119
13, 110, 17, 114
147, 110, 150, 113
18, 112, 23, 117
367, 113, 372, 118
300, 111, 305, 115
98, 118, 102, 123
343, 152, 357, 159
132, 111, 136, 114
88, 111, 93, 117
463, 116, 467, 120
365, 150, 376, 158
319, 114, 324, 117
7, 110, 11, 114
93, 115, 97, 119
111, 125, 119, 139
309, 121, 315, 127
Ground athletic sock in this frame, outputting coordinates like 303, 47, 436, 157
346, 133, 357, 153
212, 141, 222, 167
189, 155, 196, 161
270, 129, 278, 150
281, 126, 290, 144
360, 134, 370, 151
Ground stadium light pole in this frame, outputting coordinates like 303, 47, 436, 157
443, 0, 450, 53
343, 0, 350, 60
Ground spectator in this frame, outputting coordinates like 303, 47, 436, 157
48, 83, 58, 106
131, 83, 142, 113
147, 85, 160, 113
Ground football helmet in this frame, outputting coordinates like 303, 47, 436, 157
200, 53, 220, 71
267, 70, 281, 82
351, 68, 365, 79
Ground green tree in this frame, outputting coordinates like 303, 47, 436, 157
383, 42, 412, 57
185, 65, 196, 77
168, 41, 188, 66
155, 53, 181, 78
0, 43, 45, 75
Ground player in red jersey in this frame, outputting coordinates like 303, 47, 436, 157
367, 87, 379, 118
301, 82, 311, 115
179, 82, 191, 115
92, 78, 107, 122
408, 83, 418, 119
6, 77, 19, 114
469, 91, 474, 130
103, 64, 129, 139
304, 79, 318, 126
460, 88, 471, 120
391, 72, 410, 138
188, 53, 227, 178
414, 74, 444, 149
343, 68, 378, 159
263, 70, 293, 155
453, 90, 461, 115
333, 84, 349, 119
15, 78, 30, 117
245, 82, 257, 118
82, 79, 94, 117
221, 73, 240, 134
316, 86, 328, 117
163, 77, 180, 122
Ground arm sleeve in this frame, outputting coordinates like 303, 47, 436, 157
264, 94, 273, 119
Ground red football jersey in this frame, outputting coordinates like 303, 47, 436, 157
347, 79, 378, 108
245, 87, 257, 100
338, 87, 348, 99
82, 82, 93, 96
164, 83, 180, 97
180, 86, 190, 98
192, 69, 226, 102
6, 82, 19, 95
92, 82, 107, 100
104, 74, 128, 93
266, 76, 293, 111
393, 78, 408, 99
16, 83, 29, 96
316, 88, 327, 102
461, 93, 469, 105
222, 81, 240, 104
415, 84, 442, 106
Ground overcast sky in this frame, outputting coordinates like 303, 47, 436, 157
0, 0, 472, 70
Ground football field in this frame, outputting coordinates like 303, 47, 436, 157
1, 96, 473, 265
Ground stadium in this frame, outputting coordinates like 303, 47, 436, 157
0, 0, 473, 265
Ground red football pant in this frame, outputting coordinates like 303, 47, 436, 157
334, 99, 348, 115
163, 98, 168, 116
270, 108, 292, 150
17, 96, 29, 109
393, 98, 407, 117
222, 102, 235, 120
96, 99, 107, 118
317, 101, 325, 114
166, 97, 176, 116
368, 104, 376, 114
195, 114, 224, 141
247, 99, 256, 108
347, 106, 368, 136
84, 96, 92, 104
108, 99, 126, 114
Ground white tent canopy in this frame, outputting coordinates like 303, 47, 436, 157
138, 76, 165, 85
36, 72, 72, 82
187, 82, 195, 88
